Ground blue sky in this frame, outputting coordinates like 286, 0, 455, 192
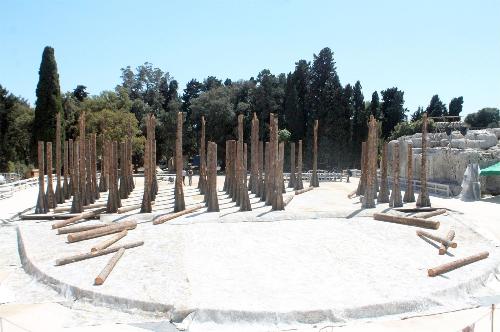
1, 0, 499, 115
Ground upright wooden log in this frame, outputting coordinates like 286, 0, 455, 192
207, 141, 219, 212
417, 113, 431, 207
250, 113, 259, 194
63, 140, 70, 199
310, 119, 319, 187
198, 116, 207, 195
295, 186, 314, 195
119, 141, 129, 200
403, 142, 415, 203
85, 139, 94, 204
294, 140, 304, 190
107, 141, 119, 213
244, 143, 248, 186
55, 241, 143, 266
35, 141, 49, 214
362, 116, 377, 208
261, 142, 269, 201
257, 140, 264, 197
174, 112, 186, 212
55, 113, 64, 204
272, 141, 285, 210
150, 117, 158, 200
94, 248, 125, 285
67, 220, 136, 243
439, 229, 456, 255
91, 133, 99, 200
229, 140, 238, 200
79, 113, 87, 207
68, 138, 74, 195
223, 140, 230, 192
70, 140, 83, 213
46, 142, 56, 209
98, 135, 108, 192
389, 142, 403, 208
91, 230, 128, 252
428, 252, 489, 277
377, 142, 390, 203
288, 142, 296, 188
266, 114, 276, 206
356, 142, 367, 196
127, 123, 135, 192
373, 213, 440, 230
237, 114, 252, 211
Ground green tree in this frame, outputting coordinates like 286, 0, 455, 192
448, 97, 463, 117
464, 108, 500, 128
33, 46, 64, 145
283, 73, 300, 141
411, 106, 424, 121
73, 85, 88, 102
203, 76, 223, 91
425, 94, 447, 118
293, 60, 310, 141
351, 81, 367, 167
369, 91, 380, 119
380, 87, 406, 138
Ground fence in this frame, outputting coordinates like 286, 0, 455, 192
0, 177, 39, 199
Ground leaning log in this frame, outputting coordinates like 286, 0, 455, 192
153, 204, 204, 225
57, 223, 107, 235
414, 209, 447, 219
91, 230, 128, 252
295, 186, 314, 195
439, 229, 456, 255
67, 221, 136, 243
428, 251, 489, 277
94, 248, 125, 285
416, 229, 457, 248
51, 207, 107, 229
55, 241, 144, 266
373, 213, 440, 230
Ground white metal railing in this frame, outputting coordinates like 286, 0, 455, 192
283, 172, 346, 182
0, 177, 39, 199
384, 176, 450, 197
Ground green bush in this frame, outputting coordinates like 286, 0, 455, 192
389, 118, 435, 140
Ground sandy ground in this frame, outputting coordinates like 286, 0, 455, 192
2, 175, 500, 331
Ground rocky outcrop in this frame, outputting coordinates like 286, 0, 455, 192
389, 128, 500, 195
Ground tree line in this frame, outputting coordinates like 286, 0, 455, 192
2, 45, 492, 176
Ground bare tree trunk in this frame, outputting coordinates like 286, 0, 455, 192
63, 140, 70, 199
85, 139, 94, 204
272, 141, 285, 210
35, 141, 48, 213
237, 114, 251, 211
356, 142, 367, 196
403, 142, 416, 203
71, 141, 83, 213
257, 140, 264, 198
68, 139, 74, 196
294, 140, 304, 190
310, 119, 319, 187
91, 133, 99, 200
141, 115, 154, 213
250, 113, 259, 194
417, 113, 431, 207
174, 112, 185, 212
198, 116, 207, 195
362, 116, 377, 208
389, 142, 403, 208
55, 113, 64, 204
377, 142, 390, 203
45, 142, 56, 209
207, 141, 219, 212
98, 134, 108, 192
79, 114, 87, 206
288, 142, 296, 188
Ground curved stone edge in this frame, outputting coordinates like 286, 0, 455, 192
16, 225, 181, 320
16, 221, 500, 328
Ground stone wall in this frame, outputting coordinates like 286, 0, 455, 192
388, 128, 500, 195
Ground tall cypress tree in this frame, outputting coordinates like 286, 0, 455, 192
34, 46, 64, 145
351, 81, 367, 167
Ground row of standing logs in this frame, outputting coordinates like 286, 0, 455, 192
356, 112, 432, 209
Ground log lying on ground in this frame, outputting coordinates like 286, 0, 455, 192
51, 208, 107, 229
295, 186, 313, 195
416, 229, 457, 248
54, 202, 107, 213
284, 195, 294, 206
153, 204, 204, 225
91, 230, 128, 252
439, 229, 456, 255
55, 241, 144, 266
394, 207, 437, 213
428, 251, 489, 277
373, 213, 440, 230
347, 190, 357, 199
57, 223, 107, 235
67, 221, 136, 243
414, 209, 447, 219
94, 248, 125, 285
117, 201, 155, 214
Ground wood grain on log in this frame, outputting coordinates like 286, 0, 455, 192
439, 229, 456, 255
67, 221, 136, 243
373, 213, 440, 230
153, 204, 204, 225
57, 223, 107, 235
91, 230, 128, 252
94, 248, 125, 285
416, 229, 457, 248
414, 209, 447, 219
55, 241, 143, 266
428, 251, 488, 277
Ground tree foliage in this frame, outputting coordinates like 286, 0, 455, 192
464, 108, 500, 128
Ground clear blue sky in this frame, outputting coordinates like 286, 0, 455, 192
1, 0, 499, 115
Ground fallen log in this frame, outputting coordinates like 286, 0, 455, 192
373, 213, 440, 230
295, 186, 313, 195
416, 229, 457, 248
439, 229, 456, 255
54, 202, 107, 213
94, 248, 125, 285
414, 209, 447, 219
284, 195, 294, 207
117, 201, 155, 214
20, 213, 83, 221
51, 208, 107, 229
91, 230, 128, 252
347, 190, 357, 199
55, 241, 143, 266
428, 251, 489, 277
57, 223, 107, 235
394, 207, 438, 213
67, 221, 136, 243
153, 204, 204, 225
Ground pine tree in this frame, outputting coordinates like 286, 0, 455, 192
448, 97, 463, 117
351, 81, 367, 167
425, 95, 447, 118
369, 91, 380, 119
380, 87, 406, 139
34, 46, 64, 145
